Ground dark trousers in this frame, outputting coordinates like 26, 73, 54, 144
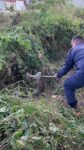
64, 72, 84, 108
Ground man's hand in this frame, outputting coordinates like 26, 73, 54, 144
54, 73, 60, 82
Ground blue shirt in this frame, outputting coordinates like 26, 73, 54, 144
57, 43, 84, 78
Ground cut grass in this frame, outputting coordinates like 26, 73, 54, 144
0, 93, 84, 150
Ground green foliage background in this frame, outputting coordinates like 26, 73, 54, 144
0, 0, 84, 72
0, 1, 84, 149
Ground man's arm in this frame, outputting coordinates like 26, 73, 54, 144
57, 49, 74, 78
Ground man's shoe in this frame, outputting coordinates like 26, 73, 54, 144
73, 107, 82, 117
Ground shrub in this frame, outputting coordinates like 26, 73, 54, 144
0, 32, 46, 73
31, 16, 84, 60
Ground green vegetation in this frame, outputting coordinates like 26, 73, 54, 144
0, 0, 84, 149
0, 93, 84, 150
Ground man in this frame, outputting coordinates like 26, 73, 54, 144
55, 35, 84, 109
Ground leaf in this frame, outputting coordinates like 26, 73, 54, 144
49, 123, 59, 134
32, 136, 41, 141
0, 107, 7, 113
17, 139, 25, 148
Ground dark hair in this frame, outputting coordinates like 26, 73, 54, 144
72, 35, 83, 41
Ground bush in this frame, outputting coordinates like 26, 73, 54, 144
0, 32, 46, 73
74, 8, 84, 19
31, 16, 84, 60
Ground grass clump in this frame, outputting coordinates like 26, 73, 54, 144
0, 94, 84, 150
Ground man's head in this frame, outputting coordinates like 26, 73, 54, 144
71, 35, 84, 48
